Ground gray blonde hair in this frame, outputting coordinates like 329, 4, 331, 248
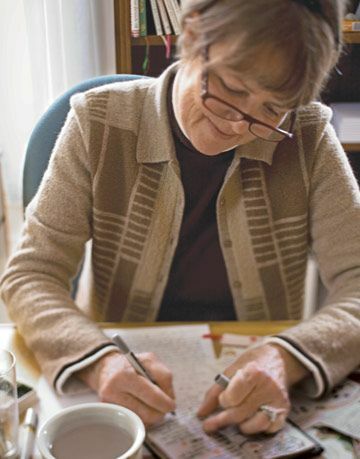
177, 0, 347, 107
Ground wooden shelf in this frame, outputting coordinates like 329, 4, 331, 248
114, 0, 360, 74
132, 36, 178, 46
342, 143, 360, 152
129, 31, 360, 48
344, 32, 360, 44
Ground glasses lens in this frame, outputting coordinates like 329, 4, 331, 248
250, 123, 286, 142
203, 96, 290, 142
204, 97, 244, 122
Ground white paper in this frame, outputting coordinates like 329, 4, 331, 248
290, 379, 360, 438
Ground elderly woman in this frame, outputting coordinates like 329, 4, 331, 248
1, 0, 359, 436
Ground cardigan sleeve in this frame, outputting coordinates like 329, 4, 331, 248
276, 121, 360, 396
0, 95, 112, 389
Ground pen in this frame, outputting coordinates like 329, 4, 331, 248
112, 334, 176, 415
20, 407, 38, 459
214, 373, 231, 390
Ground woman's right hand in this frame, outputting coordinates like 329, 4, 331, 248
76, 351, 176, 425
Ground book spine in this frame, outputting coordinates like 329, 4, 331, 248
156, 0, 173, 35
163, 0, 180, 34
149, 0, 163, 35
139, 0, 147, 36
130, 0, 140, 38
170, 0, 182, 26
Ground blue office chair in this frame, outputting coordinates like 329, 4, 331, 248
22, 74, 145, 296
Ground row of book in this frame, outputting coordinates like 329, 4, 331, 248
130, 0, 182, 37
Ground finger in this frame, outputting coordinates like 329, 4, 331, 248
202, 392, 287, 433
218, 363, 262, 409
238, 411, 272, 435
100, 391, 165, 426
140, 354, 176, 401
197, 384, 223, 418
265, 412, 287, 434
202, 405, 251, 433
126, 373, 176, 414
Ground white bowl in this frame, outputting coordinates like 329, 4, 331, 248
37, 402, 145, 459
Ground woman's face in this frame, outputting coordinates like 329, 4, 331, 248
173, 44, 291, 156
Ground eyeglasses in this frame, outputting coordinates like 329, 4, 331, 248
200, 67, 296, 143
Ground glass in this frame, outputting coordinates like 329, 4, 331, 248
201, 70, 296, 142
0, 350, 19, 459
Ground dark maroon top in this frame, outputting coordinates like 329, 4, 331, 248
157, 76, 236, 321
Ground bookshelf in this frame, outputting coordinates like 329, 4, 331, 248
114, 1, 360, 73
114, 2, 360, 155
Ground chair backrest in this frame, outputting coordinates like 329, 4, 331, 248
22, 74, 145, 297
23, 74, 144, 210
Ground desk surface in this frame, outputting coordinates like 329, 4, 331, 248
0, 321, 297, 387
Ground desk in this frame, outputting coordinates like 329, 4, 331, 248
0, 321, 298, 388
0, 321, 357, 459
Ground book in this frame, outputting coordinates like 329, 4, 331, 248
156, 0, 173, 35
170, 0, 182, 26
163, 0, 181, 35
130, 0, 140, 38
139, 0, 147, 36
149, 0, 163, 35
145, 0, 157, 35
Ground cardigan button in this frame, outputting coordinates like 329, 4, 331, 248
224, 239, 232, 248
219, 198, 225, 207
233, 281, 241, 288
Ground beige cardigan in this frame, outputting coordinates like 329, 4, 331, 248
1, 63, 360, 394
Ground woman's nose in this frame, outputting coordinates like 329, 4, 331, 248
230, 118, 250, 135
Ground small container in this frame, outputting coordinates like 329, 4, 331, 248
0, 350, 19, 459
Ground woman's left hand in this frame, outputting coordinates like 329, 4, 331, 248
197, 343, 309, 435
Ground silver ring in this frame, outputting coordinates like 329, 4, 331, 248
214, 373, 230, 390
259, 405, 284, 423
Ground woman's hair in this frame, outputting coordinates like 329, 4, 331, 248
177, 0, 347, 107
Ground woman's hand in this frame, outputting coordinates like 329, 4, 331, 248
197, 343, 309, 435
77, 351, 176, 425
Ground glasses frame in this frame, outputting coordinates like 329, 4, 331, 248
200, 48, 296, 143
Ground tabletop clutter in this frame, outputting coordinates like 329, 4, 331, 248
1, 324, 359, 458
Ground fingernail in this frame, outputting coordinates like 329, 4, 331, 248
203, 421, 215, 433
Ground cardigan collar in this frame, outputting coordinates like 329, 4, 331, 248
136, 61, 288, 167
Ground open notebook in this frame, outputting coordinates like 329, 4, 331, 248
37, 325, 323, 459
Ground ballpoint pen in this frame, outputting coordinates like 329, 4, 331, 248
112, 334, 176, 415
20, 407, 38, 459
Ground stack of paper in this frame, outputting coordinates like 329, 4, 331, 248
330, 103, 360, 143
